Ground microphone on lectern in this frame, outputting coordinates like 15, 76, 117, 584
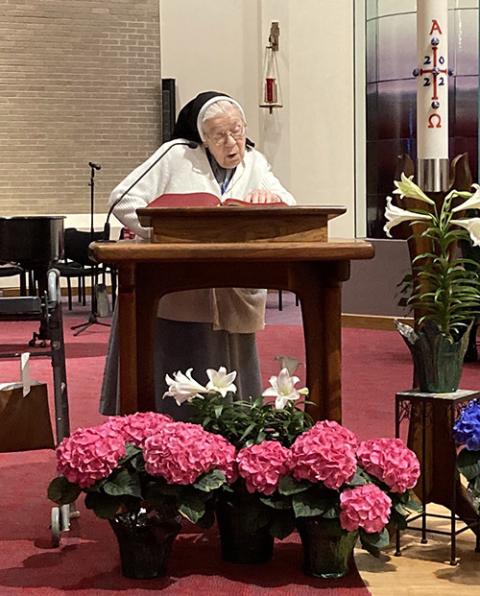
102, 140, 198, 241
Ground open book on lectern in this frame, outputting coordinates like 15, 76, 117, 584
147, 192, 287, 208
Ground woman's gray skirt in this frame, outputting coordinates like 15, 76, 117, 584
99, 307, 262, 420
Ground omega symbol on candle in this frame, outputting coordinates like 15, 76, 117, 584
428, 114, 442, 128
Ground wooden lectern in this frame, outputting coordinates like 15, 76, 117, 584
91, 206, 374, 421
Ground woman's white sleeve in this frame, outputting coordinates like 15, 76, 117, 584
108, 150, 169, 239
259, 155, 296, 205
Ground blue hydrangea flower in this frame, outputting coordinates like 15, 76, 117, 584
453, 401, 480, 451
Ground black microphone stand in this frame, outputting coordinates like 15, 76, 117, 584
101, 140, 199, 242
74, 142, 198, 335
71, 163, 111, 336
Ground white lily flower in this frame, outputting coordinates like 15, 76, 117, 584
451, 184, 480, 213
163, 368, 207, 406
262, 367, 309, 410
383, 196, 431, 237
450, 218, 480, 247
392, 173, 435, 205
205, 366, 237, 397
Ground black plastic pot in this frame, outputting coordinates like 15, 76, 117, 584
297, 518, 357, 579
216, 497, 274, 564
109, 512, 181, 579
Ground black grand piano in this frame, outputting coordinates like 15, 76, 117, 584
0, 215, 65, 342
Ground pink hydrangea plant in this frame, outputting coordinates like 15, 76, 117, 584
290, 422, 357, 489
357, 438, 420, 493
208, 433, 238, 484
103, 411, 172, 448
56, 425, 126, 488
237, 441, 291, 495
339, 484, 392, 533
310, 420, 359, 450
144, 422, 236, 485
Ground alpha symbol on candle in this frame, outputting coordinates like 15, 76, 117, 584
428, 114, 442, 128
429, 20, 443, 35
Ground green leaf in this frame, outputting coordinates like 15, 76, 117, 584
178, 494, 206, 523
394, 502, 411, 517
239, 423, 256, 442
252, 395, 264, 408
346, 470, 369, 487
471, 474, 480, 494
193, 469, 226, 492
257, 430, 267, 443
103, 469, 142, 498
457, 449, 480, 481
123, 443, 142, 461
84, 492, 123, 519
292, 491, 332, 518
118, 444, 144, 471
259, 495, 291, 510
322, 506, 339, 519
390, 509, 408, 530
47, 476, 81, 505
359, 527, 390, 556
404, 497, 422, 512
278, 475, 310, 496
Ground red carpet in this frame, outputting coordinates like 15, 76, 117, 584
1, 301, 478, 594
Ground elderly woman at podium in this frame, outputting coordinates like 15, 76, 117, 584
100, 91, 295, 419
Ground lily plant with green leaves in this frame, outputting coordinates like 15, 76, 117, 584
163, 366, 313, 448
384, 173, 480, 342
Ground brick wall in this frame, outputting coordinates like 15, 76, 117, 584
0, 0, 162, 215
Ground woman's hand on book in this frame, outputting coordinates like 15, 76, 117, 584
242, 189, 282, 204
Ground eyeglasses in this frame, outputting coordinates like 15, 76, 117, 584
207, 123, 246, 146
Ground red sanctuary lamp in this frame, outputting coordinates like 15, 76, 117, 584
259, 21, 282, 115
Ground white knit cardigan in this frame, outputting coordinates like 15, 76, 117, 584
109, 140, 296, 333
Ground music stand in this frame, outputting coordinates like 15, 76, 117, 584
71, 163, 111, 336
